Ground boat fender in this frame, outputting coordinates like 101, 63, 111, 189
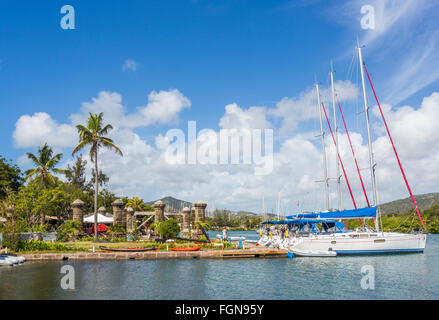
286, 252, 294, 259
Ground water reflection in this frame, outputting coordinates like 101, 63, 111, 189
1, 233, 438, 300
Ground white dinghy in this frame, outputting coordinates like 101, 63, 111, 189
289, 249, 337, 257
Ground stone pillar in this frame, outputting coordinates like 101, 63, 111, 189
126, 207, 135, 233
5, 206, 14, 218
181, 207, 191, 232
191, 207, 196, 227
71, 199, 85, 227
153, 200, 165, 223
112, 199, 125, 227
98, 206, 106, 217
194, 201, 207, 223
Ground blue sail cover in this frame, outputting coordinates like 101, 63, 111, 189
261, 219, 346, 233
286, 206, 377, 220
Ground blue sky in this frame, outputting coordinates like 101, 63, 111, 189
1, 0, 439, 212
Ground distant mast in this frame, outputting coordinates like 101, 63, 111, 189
330, 68, 342, 211
262, 194, 266, 221
316, 83, 330, 210
358, 46, 380, 231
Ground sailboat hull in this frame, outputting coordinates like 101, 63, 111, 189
288, 232, 426, 255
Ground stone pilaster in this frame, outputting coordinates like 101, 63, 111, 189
98, 206, 106, 216
194, 201, 207, 223
153, 200, 165, 223
112, 199, 125, 227
126, 207, 135, 233
181, 207, 191, 232
71, 199, 85, 227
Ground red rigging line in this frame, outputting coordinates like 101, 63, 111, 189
337, 98, 371, 207
321, 101, 358, 210
363, 64, 425, 229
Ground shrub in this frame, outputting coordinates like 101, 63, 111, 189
15, 240, 81, 252
157, 218, 180, 239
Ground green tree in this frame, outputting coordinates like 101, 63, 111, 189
24, 143, 67, 188
0, 157, 23, 200
58, 220, 82, 241
72, 112, 123, 242
13, 180, 74, 230
89, 168, 109, 189
65, 155, 88, 191
157, 218, 180, 239
125, 196, 153, 211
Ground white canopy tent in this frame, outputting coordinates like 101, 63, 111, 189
83, 213, 113, 224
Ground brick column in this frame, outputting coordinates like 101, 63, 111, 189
126, 207, 135, 233
153, 200, 165, 223
194, 201, 207, 223
98, 206, 106, 216
71, 199, 85, 227
181, 207, 191, 232
5, 206, 14, 218
112, 199, 125, 226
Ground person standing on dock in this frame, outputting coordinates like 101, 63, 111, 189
222, 227, 228, 242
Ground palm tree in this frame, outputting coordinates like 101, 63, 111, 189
72, 112, 123, 242
126, 197, 145, 211
24, 143, 66, 187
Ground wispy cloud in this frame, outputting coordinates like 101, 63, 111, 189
332, 0, 439, 105
122, 58, 138, 72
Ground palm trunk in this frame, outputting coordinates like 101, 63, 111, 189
94, 149, 98, 242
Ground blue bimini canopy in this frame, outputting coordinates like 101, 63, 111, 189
262, 219, 346, 233
286, 206, 377, 220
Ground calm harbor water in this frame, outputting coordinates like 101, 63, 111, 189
1, 232, 438, 300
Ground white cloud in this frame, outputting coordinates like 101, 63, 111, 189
70, 89, 191, 129
122, 59, 138, 72
136, 89, 191, 126
12, 87, 439, 214
334, 0, 439, 105
268, 80, 358, 135
13, 112, 77, 148
219, 103, 271, 130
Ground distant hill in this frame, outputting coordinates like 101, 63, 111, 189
146, 196, 192, 212
147, 193, 439, 216
380, 193, 439, 215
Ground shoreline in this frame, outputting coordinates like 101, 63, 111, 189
20, 248, 288, 261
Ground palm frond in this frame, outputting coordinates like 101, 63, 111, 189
26, 152, 41, 166
100, 138, 123, 156
72, 140, 91, 156
99, 124, 114, 136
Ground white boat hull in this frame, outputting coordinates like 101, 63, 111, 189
288, 232, 426, 255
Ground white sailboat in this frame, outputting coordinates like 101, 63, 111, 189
260, 46, 428, 256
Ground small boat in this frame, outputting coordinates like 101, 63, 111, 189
0, 254, 26, 265
216, 235, 246, 241
170, 246, 202, 252
289, 249, 337, 257
99, 246, 158, 252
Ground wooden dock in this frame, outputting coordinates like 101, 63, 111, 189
22, 248, 288, 261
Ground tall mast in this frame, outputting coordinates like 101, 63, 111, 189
358, 46, 379, 231
330, 68, 342, 211
277, 191, 281, 220
316, 83, 330, 210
